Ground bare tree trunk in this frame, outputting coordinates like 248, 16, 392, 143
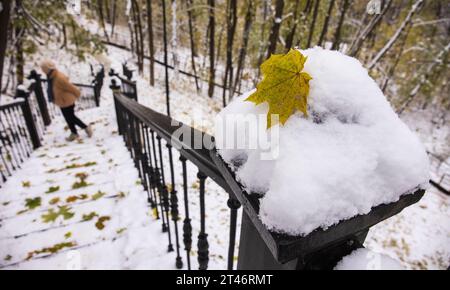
127, 1, 135, 56
131, 0, 143, 73
0, 0, 11, 94
98, 0, 110, 41
207, 0, 216, 98
317, 0, 335, 47
131, 0, 139, 65
60, 23, 67, 49
349, 0, 392, 57
162, 0, 171, 115
111, 0, 117, 36
267, 0, 284, 58
171, 0, 179, 78
233, 0, 254, 96
105, 0, 111, 23
306, 0, 320, 48
70, 18, 80, 55
331, 0, 350, 50
368, 0, 424, 70
398, 42, 450, 115
285, 0, 301, 50
255, 0, 269, 82
15, 0, 24, 86
215, 24, 225, 66
146, 0, 155, 85
186, 0, 199, 92
382, 24, 412, 93
128, 20, 135, 55
222, 0, 237, 106
136, 0, 145, 74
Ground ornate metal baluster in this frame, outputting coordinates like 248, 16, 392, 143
167, 144, 183, 268
151, 130, 168, 232
227, 197, 241, 270
157, 135, 174, 252
0, 112, 13, 179
0, 144, 11, 179
129, 114, 140, 171
143, 125, 159, 215
121, 106, 129, 149
137, 121, 150, 201
197, 171, 209, 270
3, 108, 22, 169
136, 121, 145, 181
140, 124, 155, 208
180, 155, 192, 270
0, 113, 13, 176
0, 144, 7, 182
11, 106, 30, 160
124, 110, 133, 152
15, 105, 33, 156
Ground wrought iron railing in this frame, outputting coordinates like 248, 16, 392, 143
0, 95, 40, 187
111, 80, 425, 270
111, 84, 238, 270
0, 67, 105, 188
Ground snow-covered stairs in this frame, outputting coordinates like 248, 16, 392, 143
0, 105, 175, 269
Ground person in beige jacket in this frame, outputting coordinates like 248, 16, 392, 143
40, 60, 93, 141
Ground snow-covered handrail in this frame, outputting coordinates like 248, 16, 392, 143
111, 85, 426, 270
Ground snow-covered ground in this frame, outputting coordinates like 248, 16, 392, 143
0, 16, 448, 269
0, 105, 177, 269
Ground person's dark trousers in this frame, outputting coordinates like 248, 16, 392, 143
61, 105, 87, 135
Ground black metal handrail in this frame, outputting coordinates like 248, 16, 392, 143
112, 83, 427, 270
72, 83, 100, 110
0, 97, 38, 187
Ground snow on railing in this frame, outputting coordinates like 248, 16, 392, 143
110, 78, 426, 270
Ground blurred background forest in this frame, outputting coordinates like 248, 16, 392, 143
0, 0, 449, 155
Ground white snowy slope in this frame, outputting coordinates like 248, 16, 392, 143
217, 47, 431, 236
0, 105, 177, 269
1, 43, 235, 270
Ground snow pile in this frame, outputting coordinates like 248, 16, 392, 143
216, 47, 430, 236
334, 248, 404, 270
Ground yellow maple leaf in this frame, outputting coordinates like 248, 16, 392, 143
246, 49, 312, 128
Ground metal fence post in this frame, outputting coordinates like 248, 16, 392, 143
237, 212, 298, 270
93, 81, 101, 107
28, 70, 51, 126
110, 79, 123, 135
237, 210, 367, 270
123, 62, 133, 80
17, 87, 41, 149
93, 66, 105, 107
132, 81, 138, 102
